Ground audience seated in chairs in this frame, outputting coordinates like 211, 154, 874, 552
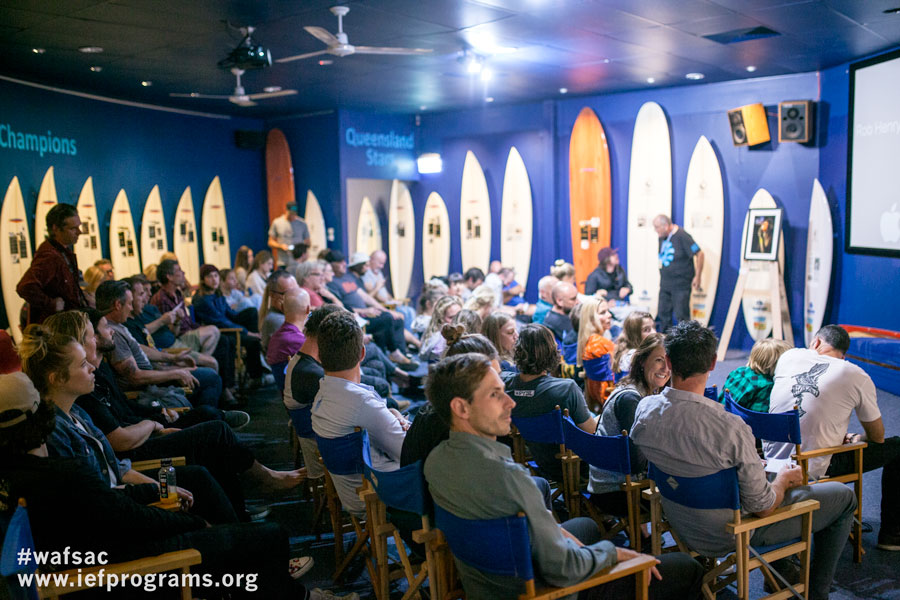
266, 289, 310, 367
718, 337, 791, 412
423, 353, 703, 600
419, 295, 462, 362
219, 267, 261, 312
482, 311, 518, 373
150, 259, 222, 357
246, 250, 274, 298
576, 297, 615, 410
544, 281, 578, 347
612, 311, 654, 379
257, 268, 301, 355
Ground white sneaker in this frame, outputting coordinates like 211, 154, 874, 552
288, 556, 314, 579
308, 588, 360, 600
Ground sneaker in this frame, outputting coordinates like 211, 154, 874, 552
288, 556, 314, 580
223, 410, 251, 430
877, 530, 900, 551
247, 505, 270, 521
395, 360, 420, 372
309, 589, 360, 600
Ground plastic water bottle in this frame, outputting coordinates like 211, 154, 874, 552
158, 458, 177, 504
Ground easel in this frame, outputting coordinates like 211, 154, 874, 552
717, 259, 793, 361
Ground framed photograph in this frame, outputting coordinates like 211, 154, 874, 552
744, 207, 783, 261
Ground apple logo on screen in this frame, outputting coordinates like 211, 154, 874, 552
882, 203, 900, 244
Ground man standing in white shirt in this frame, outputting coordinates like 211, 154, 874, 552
268, 201, 310, 269
765, 324, 900, 551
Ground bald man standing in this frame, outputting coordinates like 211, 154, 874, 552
266, 289, 311, 366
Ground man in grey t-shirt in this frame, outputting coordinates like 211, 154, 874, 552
268, 201, 309, 269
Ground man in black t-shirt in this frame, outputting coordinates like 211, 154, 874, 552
653, 215, 704, 331
543, 281, 578, 347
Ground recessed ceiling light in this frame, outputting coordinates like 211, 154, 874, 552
480, 67, 493, 82
602, 58, 610, 64
79, 46, 104, 54
746, 65, 757, 73
141, 80, 152, 87
90, 66, 102, 73
318, 59, 332, 65
559, 87, 568, 94
646, 77, 656, 84
32, 48, 45, 54
485, 96, 494, 103
882, 6, 900, 14
419, 105, 427, 111
263, 86, 282, 93
685, 72, 705, 80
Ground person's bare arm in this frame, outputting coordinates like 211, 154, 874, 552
358, 288, 385, 311
578, 416, 599, 435
268, 236, 288, 253
142, 309, 177, 334
860, 417, 885, 444
692, 250, 705, 289
106, 421, 163, 452
111, 356, 198, 388
121, 469, 158, 486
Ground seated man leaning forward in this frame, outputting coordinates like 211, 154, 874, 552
311, 310, 408, 517
630, 320, 857, 600
424, 353, 703, 600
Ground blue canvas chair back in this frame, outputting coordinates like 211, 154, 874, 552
562, 416, 631, 475
271, 360, 289, 398
287, 405, 314, 438
361, 431, 428, 516
561, 341, 579, 366
724, 391, 802, 445
512, 408, 564, 445
704, 385, 718, 401
584, 353, 614, 381
648, 463, 741, 511
433, 503, 534, 580
315, 430, 365, 476
614, 369, 628, 383
1, 503, 39, 600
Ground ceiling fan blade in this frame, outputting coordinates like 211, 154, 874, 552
275, 49, 330, 63
305, 26, 339, 46
169, 92, 232, 99
229, 97, 257, 107
246, 89, 298, 100
353, 46, 433, 56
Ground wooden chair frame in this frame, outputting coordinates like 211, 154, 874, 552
320, 465, 376, 584
218, 327, 246, 387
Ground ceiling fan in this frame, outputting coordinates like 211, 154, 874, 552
170, 67, 297, 107
276, 5, 432, 63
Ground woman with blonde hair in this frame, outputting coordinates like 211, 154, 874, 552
451, 308, 482, 335
246, 250, 273, 298
482, 311, 518, 372
576, 297, 615, 410
612, 310, 654, 376
550, 259, 576, 283
462, 286, 496, 320
419, 295, 462, 362
82, 265, 106, 308
719, 338, 792, 412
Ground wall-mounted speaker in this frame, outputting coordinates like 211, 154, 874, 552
234, 130, 266, 150
778, 100, 813, 143
727, 103, 770, 147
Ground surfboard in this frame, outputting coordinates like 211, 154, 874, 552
568, 108, 611, 292
34, 166, 58, 246
388, 180, 415, 300
1, 177, 32, 343
173, 187, 200, 284
804, 179, 833, 346
356, 196, 382, 257
201, 176, 231, 269
305, 190, 327, 259
740, 189, 786, 341
422, 192, 450, 282
109, 189, 141, 279
627, 102, 672, 317
140, 185, 169, 271
266, 128, 294, 225
75, 176, 103, 268
683, 136, 724, 327
501, 146, 534, 288
460, 150, 491, 274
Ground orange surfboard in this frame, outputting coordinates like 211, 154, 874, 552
569, 107, 611, 292
266, 128, 295, 224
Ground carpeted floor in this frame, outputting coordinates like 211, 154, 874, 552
238, 350, 900, 599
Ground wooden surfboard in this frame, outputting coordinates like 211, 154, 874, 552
740, 189, 786, 341
109, 189, 141, 279
173, 187, 200, 284
304, 190, 327, 260
460, 150, 491, 274
201, 176, 231, 269
627, 102, 672, 317
1, 177, 32, 342
140, 185, 169, 271
75, 176, 103, 268
684, 136, 724, 327
422, 192, 450, 282
804, 179, 833, 346
388, 180, 415, 300
568, 108, 611, 292
356, 196, 382, 257
266, 128, 295, 225
34, 166, 58, 246
501, 146, 534, 288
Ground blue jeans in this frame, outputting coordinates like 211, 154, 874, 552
188, 366, 223, 408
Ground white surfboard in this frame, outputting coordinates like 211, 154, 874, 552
75, 177, 103, 268
140, 185, 169, 271
501, 146, 534, 287
304, 190, 327, 260
422, 192, 451, 283
34, 166, 58, 246
460, 150, 491, 274
173, 187, 200, 284
356, 196, 382, 257
201, 176, 231, 269
804, 179, 833, 346
683, 136, 723, 327
109, 189, 141, 279
2, 177, 32, 343
740, 189, 786, 341
388, 180, 415, 300
627, 102, 672, 318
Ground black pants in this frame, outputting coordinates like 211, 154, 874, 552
171, 405, 224, 429
213, 333, 235, 388
365, 312, 405, 353
828, 435, 900, 533
224, 307, 263, 379
656, 286, 691, 332
173, 465, 239, 524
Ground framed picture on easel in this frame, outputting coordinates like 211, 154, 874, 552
744, 208, 783, 261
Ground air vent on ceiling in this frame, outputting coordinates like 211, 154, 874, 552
703, 26, 780, 45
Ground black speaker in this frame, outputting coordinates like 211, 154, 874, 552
779, 100, 813, 143
234, 130, 266, 149
728, 109, 746, 145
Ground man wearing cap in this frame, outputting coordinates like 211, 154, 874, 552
268, 201, 310, 270
585, 247, 632, 300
